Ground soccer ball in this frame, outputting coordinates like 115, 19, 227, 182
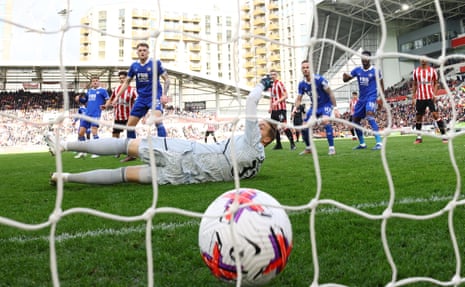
198, 188, 293, 286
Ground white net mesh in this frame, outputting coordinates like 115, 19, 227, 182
1, 0, 465, 286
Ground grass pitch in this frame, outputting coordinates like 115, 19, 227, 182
0, 135, 465, 286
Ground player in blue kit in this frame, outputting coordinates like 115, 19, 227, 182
45, 76, 276, 186
116, 42, 170, 162
293, 60, 340, 156
75, 76, 110, 158
343, 50, 384, 150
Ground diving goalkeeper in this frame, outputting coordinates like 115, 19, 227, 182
45, 76, 275, 185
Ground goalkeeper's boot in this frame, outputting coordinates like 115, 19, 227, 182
44, 132, 64, 156
260, 74, 273, 91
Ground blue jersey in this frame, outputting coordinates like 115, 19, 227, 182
128, 59, 166, 99
350, 65, 382, 101
85, 87, 109, 118
298, 74, 332, 108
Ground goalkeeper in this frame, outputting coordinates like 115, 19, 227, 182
45, 76, 276, 185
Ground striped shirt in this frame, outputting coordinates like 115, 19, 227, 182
412, 66, 437, 100
349, 97, 358, 115
270, 80, 287, 111
111, 85, 138, 121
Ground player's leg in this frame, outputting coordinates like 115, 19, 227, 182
280, 110, 296, 150
270, 110, 282, 149
75, 123, 89, 158
429, 100, 447, 142
365, 100, 382, 150
50, 165, 151, 185
298, 110, 312, 155
153, 100, 167, 137
414, 100, 426, 144
352, 102, 367, 149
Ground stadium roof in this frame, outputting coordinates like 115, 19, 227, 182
317, 0, 465, 33
312, 0, 465, 78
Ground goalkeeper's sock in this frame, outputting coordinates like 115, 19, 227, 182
67, 138, 129, 155
67, 167, 126, 184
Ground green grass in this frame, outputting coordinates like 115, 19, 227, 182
1, 134, 465, 286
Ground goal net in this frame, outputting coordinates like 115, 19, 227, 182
1, 0, 465, 286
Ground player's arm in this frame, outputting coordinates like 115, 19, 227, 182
342, 72, 353, 83
116, 77, 131, 99
160, 71, 170, 104
324, 86, 340, 118
161, 71, 170, 95
293, 94, 303, 113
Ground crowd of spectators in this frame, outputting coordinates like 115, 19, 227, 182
1, 78, 465, 150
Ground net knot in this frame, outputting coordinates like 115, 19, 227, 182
48, 209, 63, 224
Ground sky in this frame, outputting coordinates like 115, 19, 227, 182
1, 0, 238, 64
1, 0, 115, 64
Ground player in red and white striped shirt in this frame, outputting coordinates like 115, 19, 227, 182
348, 91, 358, 140
411, 57, 446, 144
107, 71, 138, 158
268, 69, 296, 150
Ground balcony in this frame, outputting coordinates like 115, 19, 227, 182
183, 34, 200, 42
269, 13, 279, 20
160, 43, 177, 50
190, 54, 201, 61
131, 9, 149, 19
270, 44, 280, 51
190, 64, 201, 71
253, 38, 266, 45
189, 44, 201, 52
132, 19, 148, 29
253, 8, 265, 16
253, 0, 265, 7
183, 25, 201, 33
164, 33, 181, 41
160, 52, 176, 61
253, 27, 266, 36
253, 18, 265, 26
269, 33, 280, 41
241, 4, 250, 11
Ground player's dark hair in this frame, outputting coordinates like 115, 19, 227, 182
136, 42, 149, 49
118, 71, 128, 77
362, 50, 371, 56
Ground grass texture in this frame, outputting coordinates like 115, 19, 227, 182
0, 134, 465, 287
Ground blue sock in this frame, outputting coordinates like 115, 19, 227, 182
93, 134, 99, 140
127, 130, 136, 139
78, 136, 86, 141
325, 124, 334, 147
354, 122, 365, 145
156, 123, 166, 137
367, 116, 381, 144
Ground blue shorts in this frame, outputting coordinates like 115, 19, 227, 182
304, 105, 332, 122
353, 99, 377, 119
79, 118, 99, 129
130, 96, 163, 118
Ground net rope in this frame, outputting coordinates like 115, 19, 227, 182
0, 0, 465, 286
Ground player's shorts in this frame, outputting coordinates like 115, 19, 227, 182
271, 110, 287, 123
112, 119, 128, 134
79, 117, 99, 129
415, 99, 436, 115
353, 98, 377, 119
304, 105, 332, 122
205, 131, 215, 137
130, 96, 163, 119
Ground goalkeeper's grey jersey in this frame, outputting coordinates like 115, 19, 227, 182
137, 85, 265, 185
138, 120, 264, 185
